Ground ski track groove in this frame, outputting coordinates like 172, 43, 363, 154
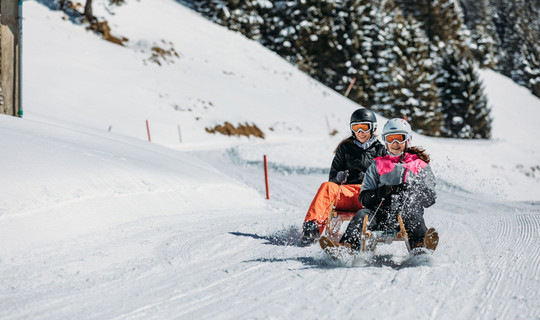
477, 214, 511, 318
431, 202, 490, 319
475, 209, 540, 319
522, 213, 540, 288
114, 259, 284, 319
156, 231, 206, 267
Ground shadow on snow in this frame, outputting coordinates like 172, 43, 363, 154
229, 225, 304, 247
230, 228, 431, 269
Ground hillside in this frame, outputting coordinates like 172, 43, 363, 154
0, 0, 539, 318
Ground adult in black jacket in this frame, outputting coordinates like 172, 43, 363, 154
301, 108, 387, 245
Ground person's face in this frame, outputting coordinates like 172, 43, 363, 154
350, 122, 372, 143
384, 133, 407, 155
355, 130, 371, 143
387, 140, 406, 155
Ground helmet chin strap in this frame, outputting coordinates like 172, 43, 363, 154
354, 136, 376, 150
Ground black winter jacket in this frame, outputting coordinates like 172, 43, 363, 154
328, 137, 387, 185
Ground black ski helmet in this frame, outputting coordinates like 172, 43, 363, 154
350, 108, 377, 133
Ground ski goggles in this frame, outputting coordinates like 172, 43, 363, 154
350, 122, 372, 133
384, 133, 408, 144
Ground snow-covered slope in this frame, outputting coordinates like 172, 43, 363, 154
0, 115, 263, 253
25, 0, 359, 146
0, 0, 539, 319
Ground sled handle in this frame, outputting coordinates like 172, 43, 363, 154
397, 214, 411, 252
362, 214, 370, 252
325, 201, 335, 236
326, 184, 343, 236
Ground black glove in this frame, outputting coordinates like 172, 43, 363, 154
336, 170, 349, 184
376, 185, 393, 206
393, 182, 408, 194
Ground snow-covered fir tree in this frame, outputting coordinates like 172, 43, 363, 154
191, 0, 267, 40
460, 0, 540, 98
187, 0, 533, 138
458, 0, 498, 68
396, 0, 465, 46
491, 0, 540, 98
373, 12, 443, 136
289, 0, 357, 90
340, 0, 387, 107
436, 46, 492, 139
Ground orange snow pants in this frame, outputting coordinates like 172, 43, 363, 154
304, 182, 363, 234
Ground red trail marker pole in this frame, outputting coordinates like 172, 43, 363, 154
146, 120, 151, 142
264, 155, 270, 200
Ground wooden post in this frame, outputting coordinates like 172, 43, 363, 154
0, 0, 21, 117
344, 77, 356, 98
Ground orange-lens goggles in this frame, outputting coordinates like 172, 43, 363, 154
384, 134, 407, 144
351, 122, 371, 133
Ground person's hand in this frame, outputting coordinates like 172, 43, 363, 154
394, 182, 408, 193
376, 185, 393, 201
375, 185, 393, 207
336, 170, 349, 184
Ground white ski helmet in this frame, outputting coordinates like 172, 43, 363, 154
382, 118, 413, 148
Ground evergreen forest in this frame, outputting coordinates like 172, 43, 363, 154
185, 0, 539, 138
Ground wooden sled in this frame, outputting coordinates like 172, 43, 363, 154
320, 202, 411, 258
361, 213, 411, 252
324, 200, 356, 241
323, 194, 434, 254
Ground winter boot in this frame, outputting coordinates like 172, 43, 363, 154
301, 220, 319, 245
424, 228, 439, 251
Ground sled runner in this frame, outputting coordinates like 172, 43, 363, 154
323, 193, 410, 251
321, 189, 439, 258
319, 235, 353, 260
320, 211, 410, 259
360, 212, 410, 252
359, 193, 411, 253
324, 200, 356, 240
318, 203, 355, 259
321, 194, 414, 256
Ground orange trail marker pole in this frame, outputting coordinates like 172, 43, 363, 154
264, 155, 270, 200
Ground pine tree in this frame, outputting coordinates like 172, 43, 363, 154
436, 47, 491, 139
458, 0, 498, 67
396, 0, 466, 47
374, 13, 444, 136
342, 0, 388, 107
261, 0, 388, 108
490, 0, 540, 97
191, 0, 266, 40
187, 0, 522, 133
